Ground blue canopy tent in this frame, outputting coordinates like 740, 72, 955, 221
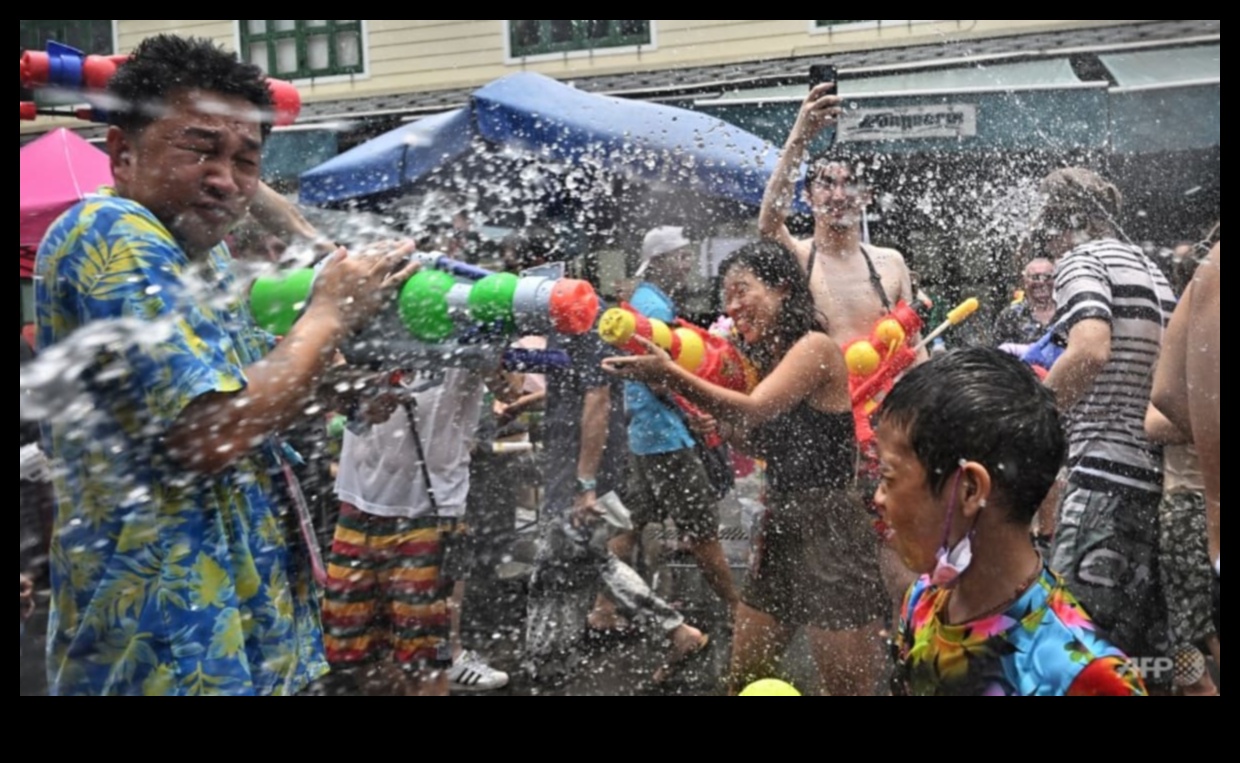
300, 72, 804, 217
300, 108, 474, 205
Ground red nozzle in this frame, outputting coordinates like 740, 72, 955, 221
19, 50, 50, 87
548, 279, 600, 335
20, 102, 37, 121
266, 78, 301, 126
81, 54, 126, 90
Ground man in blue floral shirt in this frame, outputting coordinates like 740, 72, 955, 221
35, 35, 414, 695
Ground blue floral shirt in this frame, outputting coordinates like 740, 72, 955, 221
36, 189, 328, 696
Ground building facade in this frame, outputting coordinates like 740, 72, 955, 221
22, 20, 1157, 113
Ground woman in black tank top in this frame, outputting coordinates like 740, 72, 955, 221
604, 241, 888, 696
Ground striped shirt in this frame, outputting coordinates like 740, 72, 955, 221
1053, 239, 1176, 495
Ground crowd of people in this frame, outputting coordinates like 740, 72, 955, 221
18, 35, 1221, 696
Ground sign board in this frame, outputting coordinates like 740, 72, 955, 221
839, 104, 978, 142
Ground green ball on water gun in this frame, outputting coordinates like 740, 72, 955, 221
249, 268, 316, 337
399, 269, 457, 342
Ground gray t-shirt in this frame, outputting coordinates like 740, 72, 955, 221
1053, 239, 1176, 494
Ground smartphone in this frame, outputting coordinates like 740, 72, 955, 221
808, 63, 837, 90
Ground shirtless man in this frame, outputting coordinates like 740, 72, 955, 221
759, 82, 925, 617
760, 84, 922, 355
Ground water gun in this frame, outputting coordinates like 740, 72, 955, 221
843, 300, 926, 412
20, 41, 300, 125
400, 265, 598, 342
1019, 328, 1066, 381
599, 304, 758, 395
250, 253, 597, 375
598, 304, 758, 447
848, 298, 980, 442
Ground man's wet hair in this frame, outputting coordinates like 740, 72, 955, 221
806, 151, 871, 188
878, 348, 1065, 524
1034, 167, 1122, 240
107, 35, 273, 138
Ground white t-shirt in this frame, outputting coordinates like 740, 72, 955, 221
335, 368, 485, 519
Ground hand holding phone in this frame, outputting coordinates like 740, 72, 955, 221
798, 64, 842, 141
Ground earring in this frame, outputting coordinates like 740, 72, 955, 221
978, 499, 988, 509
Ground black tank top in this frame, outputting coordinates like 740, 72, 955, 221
749, 403, 857, 494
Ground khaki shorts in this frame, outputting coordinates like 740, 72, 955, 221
744, 486, 888, 631
627, 448, 719, 541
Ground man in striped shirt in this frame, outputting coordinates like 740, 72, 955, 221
1037, 169, 1177, 683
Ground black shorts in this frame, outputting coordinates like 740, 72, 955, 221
743, 486, 887, 631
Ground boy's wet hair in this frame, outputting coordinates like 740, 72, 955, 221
107, 34, 273, 138
879, 348, 1065, 524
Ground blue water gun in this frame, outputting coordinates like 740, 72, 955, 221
1021, 328, 1067, 380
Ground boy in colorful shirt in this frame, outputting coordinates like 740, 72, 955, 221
35, 36, 414, 695
874, 348, 1146, 696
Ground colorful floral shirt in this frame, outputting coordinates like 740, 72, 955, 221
36, 189, 328, 696
893, 567, 1147, 696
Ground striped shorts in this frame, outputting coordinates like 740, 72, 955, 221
322, 504, 456, 669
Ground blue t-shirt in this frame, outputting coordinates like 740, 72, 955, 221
36, 190, 327, 696
624, 283, 695, 456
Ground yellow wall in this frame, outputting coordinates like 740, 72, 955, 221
115, 19, 236, 50
22, 19, 1150, 134
112, 19, 1151, 104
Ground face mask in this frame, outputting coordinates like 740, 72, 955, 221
930, 465, 981, 588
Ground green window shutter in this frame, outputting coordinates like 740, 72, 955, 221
509, 20, 650, 58
239, 20, 364, 79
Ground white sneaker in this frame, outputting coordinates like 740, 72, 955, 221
448, 651, 510, 692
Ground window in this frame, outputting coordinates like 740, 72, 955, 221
239, 20, 364, 80
20, 20, 114, 54
508, 20, 651, 58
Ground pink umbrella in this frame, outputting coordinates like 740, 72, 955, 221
20, 128, 113, 276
